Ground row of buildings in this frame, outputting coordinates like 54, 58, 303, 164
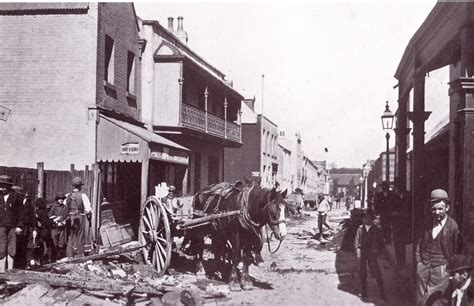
0, 3, 328, 243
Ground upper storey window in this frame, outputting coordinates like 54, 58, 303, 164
127, 51, 136, 95
104, 35, 115, 84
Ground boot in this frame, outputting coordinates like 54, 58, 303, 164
0, 257, 5, 273
7, 255, 14, 271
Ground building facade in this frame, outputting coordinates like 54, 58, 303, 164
140, 17, 243, 196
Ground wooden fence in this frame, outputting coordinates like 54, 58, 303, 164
0, 163, 94, 202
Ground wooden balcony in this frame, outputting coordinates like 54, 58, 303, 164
180, 103, 240, 143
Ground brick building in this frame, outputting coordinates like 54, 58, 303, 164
0, 3, 188, 241
140, 17, 243, 195
224, 98, 279, 188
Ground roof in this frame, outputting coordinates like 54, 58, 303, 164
331, 174, 361, 186
102, 115, 189, 152
0, 3, 89, 14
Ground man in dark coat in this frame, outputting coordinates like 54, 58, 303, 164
374, 181, 396, 244
0, 175, 24, 272
48, 192, 68, 261
416, 189, 459, 306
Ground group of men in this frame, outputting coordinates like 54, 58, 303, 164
356, 182, 472, 305
0, 174, 92, 272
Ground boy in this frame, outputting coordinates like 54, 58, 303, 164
354, 209, 386, 301
48, 192, 68, 261
425, 254, 473, 306
317, 194, 332, 242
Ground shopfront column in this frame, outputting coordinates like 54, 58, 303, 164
449, 22, 474, 254
395, 88, 410, 192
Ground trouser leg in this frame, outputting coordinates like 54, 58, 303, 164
416, 262, 430, 306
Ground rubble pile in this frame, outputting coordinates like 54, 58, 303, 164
0, 241, 232, 305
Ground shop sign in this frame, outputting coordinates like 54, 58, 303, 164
150, 151, 188, 164
120, 142, 139, 155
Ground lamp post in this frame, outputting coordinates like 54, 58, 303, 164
359, 176, 364, 204
381, 101, 394, 186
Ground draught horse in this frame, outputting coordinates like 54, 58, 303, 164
187, 181, 288, 290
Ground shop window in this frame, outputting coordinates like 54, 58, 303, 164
104, 35, 115, 84
127, 51, 136, 95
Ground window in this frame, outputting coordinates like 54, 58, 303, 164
104, 35, 115, 84
127, 51, 136, 94
279, 131, 285, 137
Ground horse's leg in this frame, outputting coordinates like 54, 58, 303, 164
241, 243, 253, 290
229, 231, 241, 291
194, 234, 206, 279
254, 227, 265, 266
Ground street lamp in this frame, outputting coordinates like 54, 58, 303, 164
359, 176, 364, 204
381, 101, 394, 186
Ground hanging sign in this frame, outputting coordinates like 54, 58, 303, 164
120, 142, 139, 155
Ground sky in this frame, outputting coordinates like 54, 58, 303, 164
135, 1, 436, 168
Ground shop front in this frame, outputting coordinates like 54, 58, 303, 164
96, 114, 189, 246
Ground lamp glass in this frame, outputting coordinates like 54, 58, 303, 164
381, 102, 394, 130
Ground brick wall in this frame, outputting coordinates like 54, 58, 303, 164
0, 7, 99, 170
96, 3, 140, 120
224, 123, 261, 183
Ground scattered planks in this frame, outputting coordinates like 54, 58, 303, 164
37, 242, 147, 270
0, 269, 164, 296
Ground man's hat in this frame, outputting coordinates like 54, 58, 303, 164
11, 185, 24, 194
363, 208, 376, 219
168, 185, 176, 192
55, 192, 66, 200
0, 175, 13, 186
71, 176, 84, 186
446, 255, 474, 273
430, 189, 449, 204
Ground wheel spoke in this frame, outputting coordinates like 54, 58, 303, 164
142, 214, 152, 231
145, 206, 155, 229
157, 237, 169, 246
154, 245, 164, 271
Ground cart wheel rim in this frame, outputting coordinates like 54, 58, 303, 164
139, 196, 172, 277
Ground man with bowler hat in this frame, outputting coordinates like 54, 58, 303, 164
0, 175, 24, 272
65, 177, 92, 258
416, 189, 459, 305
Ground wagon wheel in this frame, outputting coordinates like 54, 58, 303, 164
139, 196, 172, 277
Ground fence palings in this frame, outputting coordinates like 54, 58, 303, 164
0, 269, 164, 295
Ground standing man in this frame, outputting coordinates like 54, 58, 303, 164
374, 181, 395, 244
49, 192, 68, 261
0, 175, 24, 272
391, 181, 410, 268
416, 189, 459, 305
317, 194, 332, 242
65, 177, 92, 258
164, 185, 183, 215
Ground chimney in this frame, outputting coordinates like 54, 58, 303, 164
167, 17, 174, 32
243, 97, 256, 111
175, 16, 188, 43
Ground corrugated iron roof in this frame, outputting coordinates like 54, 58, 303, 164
0, 3, 89, 14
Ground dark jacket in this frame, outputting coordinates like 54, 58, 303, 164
374, 191, 396, 217
425, 278, 472, 306
20, 198, 37, 229
0, 191, 24, 227
354, 224, 385, 254
48, 202, 68, 225
416, 215, 459, 263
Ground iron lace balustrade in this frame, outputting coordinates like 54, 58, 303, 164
181, 103, 240, 142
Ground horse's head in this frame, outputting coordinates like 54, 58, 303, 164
261, 188, 288, 241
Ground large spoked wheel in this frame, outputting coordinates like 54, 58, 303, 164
139, 196, 172, 277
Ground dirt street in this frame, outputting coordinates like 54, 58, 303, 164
170, 207, 413, 306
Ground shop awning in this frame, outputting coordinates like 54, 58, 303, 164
97, 115, 189, 164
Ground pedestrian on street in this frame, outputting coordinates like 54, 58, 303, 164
316, 194, 331, 242
354, 208, 387, 301
11, 186, 34, 269
65, 177, 92, 258
0, 175, 25, 272
294, 188, 304, 217
48, 192, 68, 261
415, 189, 459, 306
34, 198, 53, 265
425, 254, 474, 306
374, 181, 395, 244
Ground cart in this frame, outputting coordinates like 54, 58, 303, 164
138, 196, 240, 277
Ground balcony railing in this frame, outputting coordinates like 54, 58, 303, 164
180, 103, 240, 143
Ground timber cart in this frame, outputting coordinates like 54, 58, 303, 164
138, 195, 240, 277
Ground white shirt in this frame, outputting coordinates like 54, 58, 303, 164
432, 217, 447, 239
3, 194, 9, 203
364, 224, 372, 232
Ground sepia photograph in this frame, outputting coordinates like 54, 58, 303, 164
0, 0, 470, 305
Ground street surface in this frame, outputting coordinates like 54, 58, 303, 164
170, 207, 413, 305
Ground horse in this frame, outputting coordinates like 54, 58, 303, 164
186, 181, 288, 290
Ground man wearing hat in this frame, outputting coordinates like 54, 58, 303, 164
164, 185, 182, 215
48, 192, 68, 261
416, 189, 460, 305
0, 175, 25, 272
374, 181, 396, 244
425, 254, 473, 306
65, 177, 92, 258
